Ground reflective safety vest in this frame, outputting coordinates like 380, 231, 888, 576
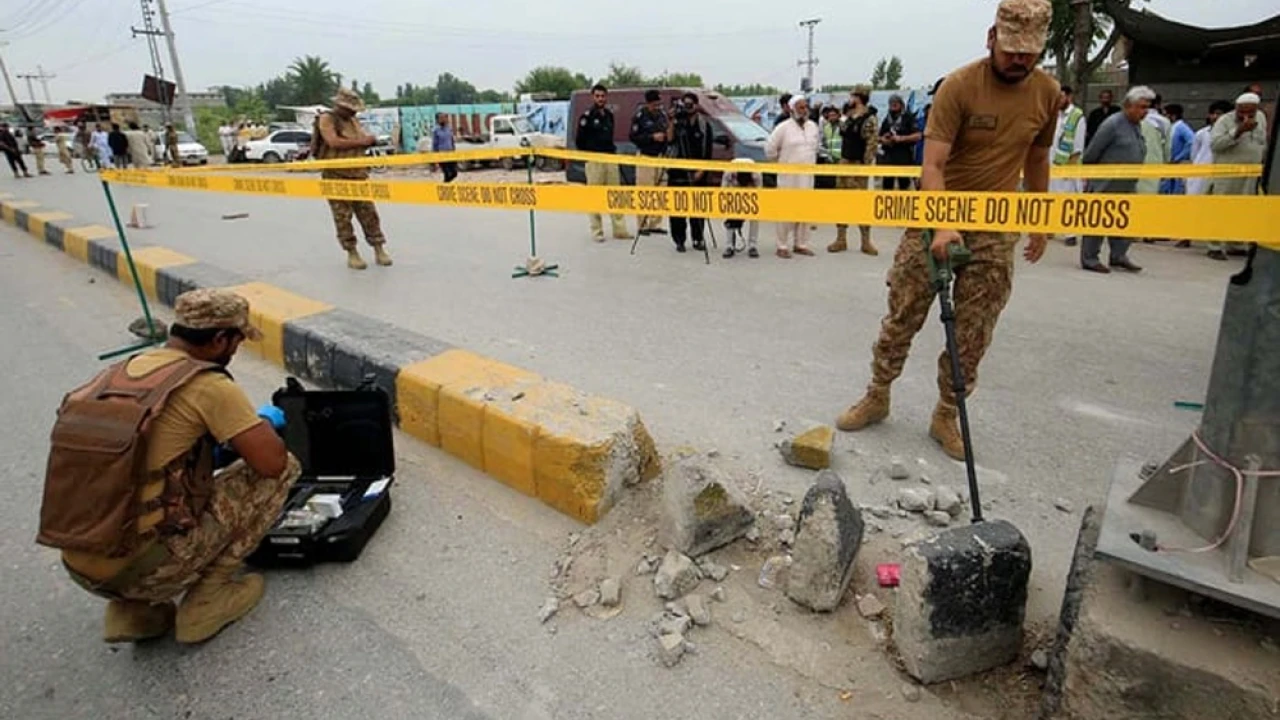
1054, 106, 1085, 165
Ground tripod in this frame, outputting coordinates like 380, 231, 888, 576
629, 123, 717, 264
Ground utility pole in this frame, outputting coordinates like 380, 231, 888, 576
16, 65, 55, 104
132, 0, 173, 126
798, 18, 821, 93
155, 0, 195, 134
0, 41, 20, 110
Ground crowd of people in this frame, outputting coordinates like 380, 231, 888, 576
217, 121, 270, 162
0, 119, 184, 177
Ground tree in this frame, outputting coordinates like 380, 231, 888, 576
713, 83, 782, 97
359, 81, 380, 106
515, 66, 591, 98
653, 71, 703, 88
287, 55, 340, 105
435, 72, 478, 104
477, 89, 511, 103
870, 56, 904, 90
1047, 0, 1145, 92
602, 62, 646, 88
258, 76, 295, 109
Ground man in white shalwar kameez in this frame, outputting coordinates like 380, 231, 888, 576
765, 95, 821, 257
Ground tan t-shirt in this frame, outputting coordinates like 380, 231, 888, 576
925, 58, 1060, 192
62, 348, 262, 580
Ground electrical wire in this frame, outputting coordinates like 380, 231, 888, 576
1159, 430, 1280, 554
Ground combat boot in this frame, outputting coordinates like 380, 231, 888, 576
346, 248, 368, 270
175, 563, 265, 644
103, 600, 175, 643
929, 402, 966, 461
827, 227, 848, 253
836, 385, 890, 432
859, 230, 879, 256
373, 245, 393, 267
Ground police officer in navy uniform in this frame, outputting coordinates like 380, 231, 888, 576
576, 83, 630, 241
668, 92, 714, 253
629, 89, 671, 235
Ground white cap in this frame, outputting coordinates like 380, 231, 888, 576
789, 95, 806, 111
1236, 92, 1262, 106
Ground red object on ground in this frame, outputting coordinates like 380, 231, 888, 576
876, 563, 901, 587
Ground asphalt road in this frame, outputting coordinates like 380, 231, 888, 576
0, 223, 878, 720
2, 170, 1231, 624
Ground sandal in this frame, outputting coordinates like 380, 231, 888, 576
776, 248, 792, 259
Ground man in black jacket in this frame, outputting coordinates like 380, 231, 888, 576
630, 89, 670, 235
108, 123, 131, 168
0, 123, 30, 179
577, 84, 630, 241
668, 92, 714, 253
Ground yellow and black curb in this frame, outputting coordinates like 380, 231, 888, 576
0, 193, 660, 524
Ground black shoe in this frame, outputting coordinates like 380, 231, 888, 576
650, 228, 668, 236
748, 248, 759, 258
1082, 262, 1111, 274
692, 239, 705, 251
638, 229, 652, 237
1207, 250, 1228, 261
1226, 247, 1248, 257
675, 243, 687, 253
1110, 258, 1143, 273
1063, 237, 1078, 247
723, 247, 736, 259
1175, 240, 1191, 248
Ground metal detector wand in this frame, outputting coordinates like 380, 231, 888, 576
923, 230, 984, 523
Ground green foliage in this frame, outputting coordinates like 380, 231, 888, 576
515, 66, 592, 98
602, 63, 647, 88
870, 56, 904, 90
653, 72, 703, 88
713, 83, 782, 97
287, 55, 340, 105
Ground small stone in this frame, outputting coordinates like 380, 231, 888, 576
781, 495, 795, 505
758, 554, 792, 589
779, 529, 796, 546
1030, 649, 1049, 671
773, 513, 795, 531
700, 560, 729, 582
599, 577, 622, 607
856, 594, 886, 619
636, 555, 659, 576
537, 598, 559, 624
897, 488, 933, 513
573, 588, 601, 608
919, 475, 932, 485
707, 448, 720, 458
866, 520, 883, 534
774, 419, 787, 433
869, 505, 894, 520
686, 595, 711, 626
889, 457, 911, 481
1054, 498, 1075, 513
745, 526, 761, 543
779, 425, 836, 470
657, 633, 686, 667
567, 532, 581, 546
656, 613, 692, 637
901, 683, 921, 703
933, 486, 963, 516
711, 586, 726, 602
654, 550, 701, 600
684, 641, 697, 655
731, 611, 747, 623
924, 511, 952, 527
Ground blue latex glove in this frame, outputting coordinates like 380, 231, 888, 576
258, 404, 285, 430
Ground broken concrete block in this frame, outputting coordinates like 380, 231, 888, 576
779, 425, 835, 470
573, 588, 601, 608
925, 510, 952, 527
699, 559, 729, 582
686, 594, 711, 626
933, 486, 963, 517
655, 613, 692, 638
895, 519, 1032, 684
654, 549, 701, 600
662, 460, 755, 557
889, 456, 911, 480
897, 487, 934, 513
599, 577, 621, 607
657, 633, 686, 667
856, 594, 886, 619
786, 470, 865, 612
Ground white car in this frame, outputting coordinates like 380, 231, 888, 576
244, 129, 312, 163
155, 131, 209, 166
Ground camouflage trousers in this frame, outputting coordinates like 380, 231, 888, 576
117, 455, 300, 603
327, 200, 386, 251
869, 229, 1016, 404
835, 166, 871, 241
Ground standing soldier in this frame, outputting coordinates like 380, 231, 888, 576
55, 127, 75, 173
836, 0, 1058, 460
629, 89, 670, 236
164, 123, 180, 167
313, 87, 392, 270
830, 85, 880, 255
577, 83, 630, 242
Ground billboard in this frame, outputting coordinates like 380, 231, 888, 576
398, 103, 514, 152
517, 100, 570, 138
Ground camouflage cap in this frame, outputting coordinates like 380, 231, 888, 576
332, 86, 366, 113
173, 288, 262, 340
995, 0, 1052, 54
851, 84, 872, 96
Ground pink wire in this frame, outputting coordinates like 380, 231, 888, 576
1157, 431, 1280, 554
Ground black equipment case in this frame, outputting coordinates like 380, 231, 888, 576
247, 376, 395, 567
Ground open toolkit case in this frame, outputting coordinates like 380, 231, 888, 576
247, 376, 395, 567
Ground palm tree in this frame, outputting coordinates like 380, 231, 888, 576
287, 56, 339, 105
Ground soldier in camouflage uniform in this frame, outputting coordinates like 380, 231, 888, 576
58, 289, 300, 644
830, 85, 881, 255
315, 87, 393, 270
836, 0, 1057, 460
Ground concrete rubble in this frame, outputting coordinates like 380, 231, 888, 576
888, 457, 912, 481
685, 594, 711, 626
933, 486, 963, 517
856, 594, 886, 619
897, 487, 934, 513
573, 588, 600, 608
635, 554, 660, 575
657, 632, 686, 667
537, 597, 559, 624
662, 460, 756, 557
786, 470, 865, 612
924, 510, 952, 527
699, 559, 729, 582
599, 577, 621, 607
653, 549, 701, 600
758, 555, 792, 590
779, 425, 836, 470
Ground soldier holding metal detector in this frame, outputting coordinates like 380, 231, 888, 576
836, 0, 1058, 468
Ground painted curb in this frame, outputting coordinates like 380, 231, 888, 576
0, 194, 661, 524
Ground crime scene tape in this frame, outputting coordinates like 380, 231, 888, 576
171, 146, 1263, 180
100, 168, 1280, 246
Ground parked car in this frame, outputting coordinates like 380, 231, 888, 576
456, 114, 565, 171
155, 131, 209, 165
563, 88, 768, 184
244, 129, 312, 163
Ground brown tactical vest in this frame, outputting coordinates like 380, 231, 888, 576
311, 111, 370, 180
38, 355, 226, 558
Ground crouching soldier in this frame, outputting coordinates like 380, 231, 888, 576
38, 289, 300, 644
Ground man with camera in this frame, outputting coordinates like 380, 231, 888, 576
630, 89, 671, 236
667, 92, 715, 253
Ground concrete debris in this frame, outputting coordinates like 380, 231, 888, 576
856, 594, 886, 619
1054, 498, 1075, 513
779, 425, 836, 470
700, 560, 730, 582
781, 494, 795, 505
654, 550, 701, 600
662, 460, 756, 557
933, 486, 963, 517
868, 505, 894, 520
710, 586, 726, 603
866, 520, 883, 534
657, 633, 686, 668
731, 611, 747, 623
901, 683, 922, 703
897, 488, 934, 513
773, 513, 795, 531
636, 555, 660, 576
707, 448, 720, 458
925, 511, 952, 527
779, 528, 796, 546
1030, 648, 1049, 671
745, 526, 761, 544
573, 588, 601, 609
655, 613, 693, 638
537, 598, 559, 624
686, 594, 711, 626
758, 554, 793, 590
786, 470, 865, 612
889, 457, 912, 481
599, 577, 622, 608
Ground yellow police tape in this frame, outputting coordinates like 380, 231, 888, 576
172, 145, 1263, 180
100, 168, 1280, 246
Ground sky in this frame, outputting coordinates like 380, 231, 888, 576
1, 0, 1276, 105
